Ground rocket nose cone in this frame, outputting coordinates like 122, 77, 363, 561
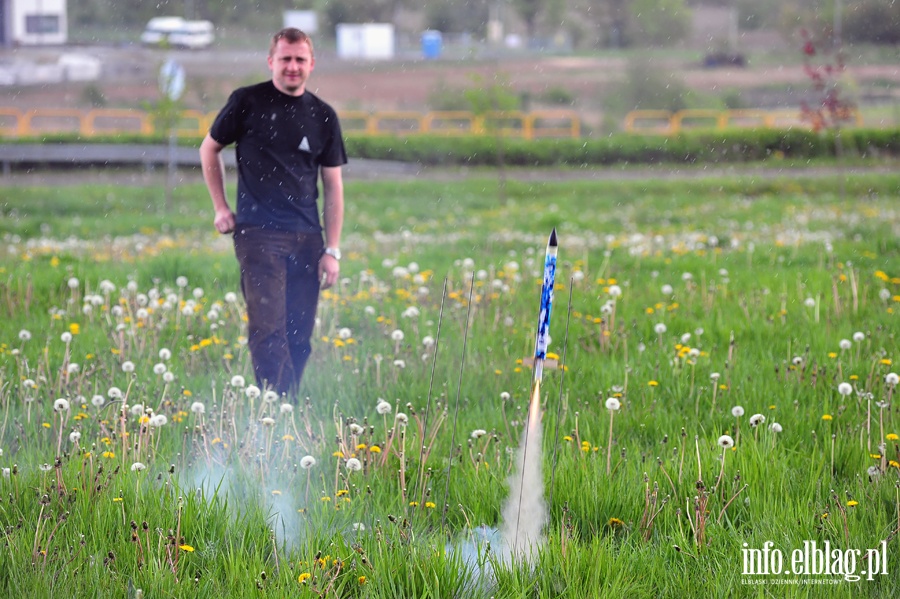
549, 228, 558, 247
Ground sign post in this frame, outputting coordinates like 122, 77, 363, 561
159, 60, 185, 211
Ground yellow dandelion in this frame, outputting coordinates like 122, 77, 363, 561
113, 497, 123, 502
42, 422, 51, 429
336, 489, 349, 497
822, 414, 833, 421
409, 501, 419, 507
358, 576, 367, 585
881, 359, 892, 366
321, 496, 331, 502
69, 323, 80, 335
563, 435, 573, 442
356, 443, 367, 451
608, 517, 624, 528
849, 374, 859, 380
179, 544, 195, 552
648, 380, 659, 387
102, 451, 115, 459
369, 445, 382, 454
425, 501, 436, 509
846, 500, 858, 507
870, 454, 882, 459
333, 451, 344, 458
183, 389, 193, 397
886, 433, 899, 441
821, 512, 829, 519
889, 461, 899, 469
282, 434, 295, 441
271, 490, 282, 496
298, 572, 311, 584
828, 352, 837, 359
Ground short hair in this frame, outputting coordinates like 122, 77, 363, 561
269, 28, 314, 57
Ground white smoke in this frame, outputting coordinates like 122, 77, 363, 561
498, 414, 547, 562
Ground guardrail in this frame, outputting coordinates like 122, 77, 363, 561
623, 108, 865, 134
0, 107, 581, 140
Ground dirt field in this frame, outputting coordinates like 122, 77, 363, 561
2, 44, 899, 131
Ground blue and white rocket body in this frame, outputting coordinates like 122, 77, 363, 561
533, 228, 558, 384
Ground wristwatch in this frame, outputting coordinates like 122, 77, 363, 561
324, 247, 341, 261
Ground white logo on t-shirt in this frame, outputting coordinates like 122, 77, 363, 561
298, 136, 311, 152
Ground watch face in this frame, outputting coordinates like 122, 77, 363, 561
326, 248, 341, 260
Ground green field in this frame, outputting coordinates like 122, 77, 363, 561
0, 171, 899, 597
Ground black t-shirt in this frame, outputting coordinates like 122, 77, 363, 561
209, 81, 347, 232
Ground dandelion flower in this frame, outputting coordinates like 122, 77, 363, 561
608, 285, 622, 297
839, 339, 851, 350
190, 402, 205, 415
260, 417, 275, 426
159, 348, 172, 361
69, 431, 81, 443
163, 372, 175, 383
149, 414, 167, 427
395, 412, 409, 426
129, 404, 144, 416
731, 406, 744, 417
61, 332, 73, 343
108, 387, 123, 399
346, 458, 362, 472
53, 398, 70, 412
717, 435, 735, 449
710, 372, 721, 381
279, 403, 294, 415
338, 327, 352, 339
245, 385, 261, 400
263, 390, 279, 403
130, 462, 146, 472
661, 284, 674, 295
769, 422, 783, 433
230, 375, 245, 387
749, 413, 765, 427
500, 391, 511, 401
298, 573, 311, 584
300, 455, 316, 469
471, 429, 487, 439
376, 399, 392, 415
67, 277, 80, 289
390, 329, 405, 342
654, 323, 667, 335
179, 544, 194, 552
605, 398, 621, 411
853, 331, 865, 342
886, 373, 900, 386
153, 363, 167, 375
91, 395, 105, 407
18, 329, 31, 341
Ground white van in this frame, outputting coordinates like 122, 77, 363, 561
141, 17, 214, 50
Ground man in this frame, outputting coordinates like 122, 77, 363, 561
200, 28, 346, 398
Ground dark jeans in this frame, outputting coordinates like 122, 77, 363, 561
233, 225, 323, 397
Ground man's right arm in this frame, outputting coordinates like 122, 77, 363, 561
199, 134, 235, 234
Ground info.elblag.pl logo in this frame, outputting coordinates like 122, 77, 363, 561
742, 540, 889, 582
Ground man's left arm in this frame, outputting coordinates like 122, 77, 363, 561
318, 165, 344, 289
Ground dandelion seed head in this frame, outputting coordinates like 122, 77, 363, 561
885, 373, 899, 386
69, 431, 81, 443
60, 332, 72, 343
176, 276, 188, 288
804, 297, 816, 308
661, 284, 674, 295
839, 339, 851, 350
749, 413, 765, 427
67, 363, 79, 374
153, 363, 167, 375
471, 429, 487, 439
376, 399, 392, 415
245, 385, 261, 399
122, 361, 135, 373
300, 455, 316, 469
608, 284, 622, 298
131, 462, 146, 472
390, 329, 405, 342
149, 414, 168, 427
263, 390, 279, 403
402, 306, 420, 318
18, 329, 31, 341
605, 397, 621, 411
91, 394, 105, 407
54, 398, 70, 412
129, 404, 145, 416
190, 402, 205, 415
349, 423, 364, 435
732, 405, 744, 417
838, 382, 853, 396
393, 359, 406, 369
67, 277, 79, 289
395, 412, 409, 426
654, 323, 667, 335
260, 417, 275, 426
717, 435, 734, 449
338, 327, 352, 340
346, 458, 362, 472
279, 403, 294, 415
769, 422, 783, 433
163, 372, 175, 383
853, 331, 865, 342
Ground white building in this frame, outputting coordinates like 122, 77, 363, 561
2, 0, 68, 46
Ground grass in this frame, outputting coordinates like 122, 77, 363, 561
0, 171, 899, 597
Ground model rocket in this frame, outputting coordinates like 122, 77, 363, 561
528, 228, 557, 429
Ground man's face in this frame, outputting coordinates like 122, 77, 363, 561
268, 39, 315, 96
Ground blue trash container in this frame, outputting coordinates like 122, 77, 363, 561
421, 30, 442, 59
